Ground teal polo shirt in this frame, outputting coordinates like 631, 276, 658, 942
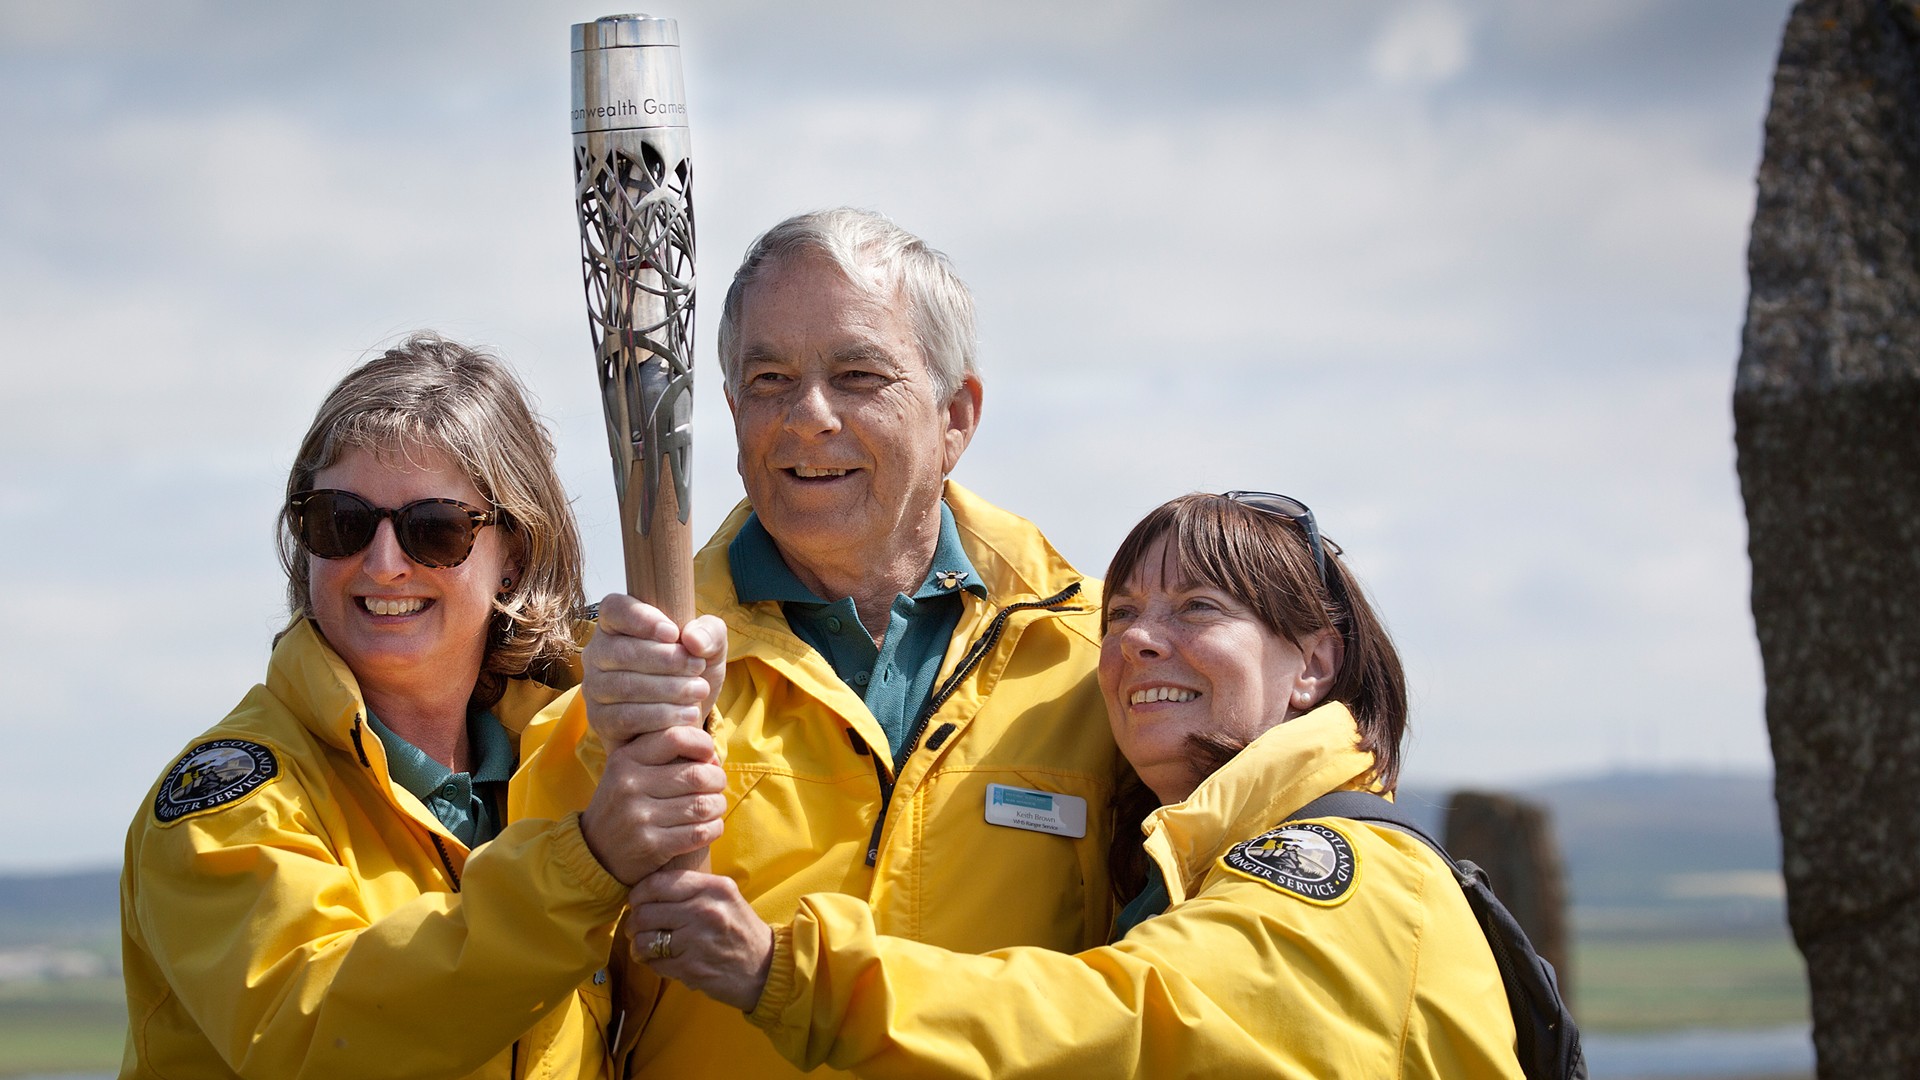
730, 502, 987, 766
367, 708, 516, 848
1113, 863, 1171, 939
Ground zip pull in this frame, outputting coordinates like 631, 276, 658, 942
348, 714, 373, 767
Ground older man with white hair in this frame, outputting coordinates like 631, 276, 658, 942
585, 208, 1117, 1078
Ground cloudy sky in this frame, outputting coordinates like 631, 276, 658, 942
0, 0, 1793, 870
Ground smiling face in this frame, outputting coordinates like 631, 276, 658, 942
1099, 538, 1337, 804
726, 252, 980, 591
305, 443, 514, 707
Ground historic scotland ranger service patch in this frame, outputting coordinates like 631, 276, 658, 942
1220, 820, 1360, 905
153, 740, 279, 824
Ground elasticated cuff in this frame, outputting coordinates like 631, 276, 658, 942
747, 922, 796, 1029
555, 811, 630, 906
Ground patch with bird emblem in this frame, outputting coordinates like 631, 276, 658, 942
1220, 820, 1359, 905
153, 739, 280, 824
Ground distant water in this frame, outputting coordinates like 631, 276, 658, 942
10, 1027, 1817, 1080
1586, 1023, 1814, 1078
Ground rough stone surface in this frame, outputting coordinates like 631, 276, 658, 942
1735, 2, 1920, 1075
1444, 791, 1572, 1007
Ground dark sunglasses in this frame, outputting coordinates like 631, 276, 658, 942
289, 489, 499, 569
1221, 490, 1339, 589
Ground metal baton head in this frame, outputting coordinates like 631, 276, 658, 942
572, 13, 695, 534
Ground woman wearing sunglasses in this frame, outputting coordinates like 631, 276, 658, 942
118, 335, 721, 1080
625, 492, 1525, 1078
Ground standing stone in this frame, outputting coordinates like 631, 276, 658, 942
1444, 791, 1572, 1008
1735, 2, 1920, 1075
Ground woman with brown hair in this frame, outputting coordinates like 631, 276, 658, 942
118, 335, 723, 1079
623, 490, 1526, 1078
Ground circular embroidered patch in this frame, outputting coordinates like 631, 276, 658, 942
154, 740, 279, 824
1220, 820, 1359, 905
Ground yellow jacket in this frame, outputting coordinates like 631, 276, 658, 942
626, 482, 1120, 1077
748, 704, 1526, 1080
119, 620, 625, 1080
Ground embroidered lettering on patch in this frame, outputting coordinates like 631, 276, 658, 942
1220, 820, 1359, 905
154, 740, 279, 824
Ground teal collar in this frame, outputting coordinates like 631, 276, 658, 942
366, 709, 514, 801
730, 501, 987, 605
1113, 862, 1172, 940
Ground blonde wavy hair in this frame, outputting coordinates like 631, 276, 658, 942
277, 334, 586, 707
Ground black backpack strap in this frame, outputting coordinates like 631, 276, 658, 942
1284, 790, 1589, 1080
1288, 790, 1450, 860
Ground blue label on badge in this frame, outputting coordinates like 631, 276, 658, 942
984, 784, 1087, 838
993, 787, 1054, 811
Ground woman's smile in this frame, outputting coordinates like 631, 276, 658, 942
1099, 537, 1323, 804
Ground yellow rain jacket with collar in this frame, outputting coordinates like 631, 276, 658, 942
119, 620, 626, 1080
624, 481, 1121, 1078
746, 703, 1526, 1080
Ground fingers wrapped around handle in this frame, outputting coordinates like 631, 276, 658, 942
628, 869, 775, 1013
586, 594, 728, 748
580, 726, 726, 886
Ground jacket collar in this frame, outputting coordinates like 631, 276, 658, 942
731, 500, 987, 605
1140, 702, 1376, 904
264, 619, 370, 755
696, 479, 1095, 680
263, 618, 577, 755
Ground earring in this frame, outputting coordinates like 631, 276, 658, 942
1293, 689, 1312, 707
501, 576, 513, 589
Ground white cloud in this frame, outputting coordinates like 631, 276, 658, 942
1370, 2, 1475, 87
0, 0, 1790, 867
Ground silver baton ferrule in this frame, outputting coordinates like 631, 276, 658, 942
573, 14, 695, 534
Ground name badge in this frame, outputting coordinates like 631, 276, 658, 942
984, 783, 1087, 839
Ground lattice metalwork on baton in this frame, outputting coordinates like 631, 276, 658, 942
573, 13, 696, 625
571, 15, 701, 1067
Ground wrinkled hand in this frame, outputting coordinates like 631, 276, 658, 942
585, 594, 728, 750
580, 726, 725, 886
628, 870, 774, 1013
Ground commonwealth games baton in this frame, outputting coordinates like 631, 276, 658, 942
573, 13, 696, 623
571, 14, 701, 1067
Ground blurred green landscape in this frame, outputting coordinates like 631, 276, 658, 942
0, 868, 121, 1077
0, 772, 1805, 1078
1531, 772, 1807, 1032
0, 978, 122, 1077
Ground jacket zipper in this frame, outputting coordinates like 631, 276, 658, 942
431, 834, 463, 893
864, 582, 1085, 866
348, 715, 373, 767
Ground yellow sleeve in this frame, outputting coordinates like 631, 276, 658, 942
748, 843, 1521, 1080
128, 795, 626, 1079
746, 890, 1371, 1078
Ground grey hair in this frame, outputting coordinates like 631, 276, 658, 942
716, 208, 978, 400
